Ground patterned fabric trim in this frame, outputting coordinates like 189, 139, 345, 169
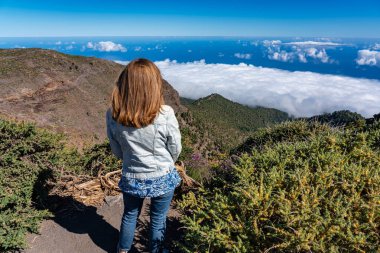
118, 166, 181, 198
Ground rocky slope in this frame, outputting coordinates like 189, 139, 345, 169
0, 48, 182, 148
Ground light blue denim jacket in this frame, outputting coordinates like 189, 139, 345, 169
106, 105, 182, 179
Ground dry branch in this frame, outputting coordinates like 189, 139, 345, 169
52, 161, 200, 206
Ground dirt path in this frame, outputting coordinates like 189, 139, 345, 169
23, 195, 182, 253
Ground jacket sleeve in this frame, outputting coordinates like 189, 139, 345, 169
166, 107, 182, 161
106, 109, 123, 160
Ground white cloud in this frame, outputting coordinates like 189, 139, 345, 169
148, 60, 380, 118
317, 37, 334, 41
297, 53, 307, 63
55, 41, 62, 45
266, 44, 332, 64
263, 40, 341, 63
86, 41, 127, 52
268, 51, 293, 62
284, 41, 345, 46
262, 40, 345, 47
373, 44, 380, 50
356, 50, 380, 67
305, 48, 330, 63
134, 46, 142, 51
250, 41, 259, 46
114, 60, 129, 65
234, 53, 252, 59
263, 40, 282, 47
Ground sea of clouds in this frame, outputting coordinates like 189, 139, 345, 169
115, 59, 380, 118
151, 60, 379, 118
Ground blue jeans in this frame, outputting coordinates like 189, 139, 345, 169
118, 189, 175, 253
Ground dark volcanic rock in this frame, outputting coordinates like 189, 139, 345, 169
163, 80, 182, 113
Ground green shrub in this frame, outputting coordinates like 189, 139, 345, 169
54, 141, 121, 176
186, 94, 290, 152
232, 120, 333, 154
305, 110, 365, 127
0, 119, 62, 251
0, 118, 121, 251
178, 120, 380, 252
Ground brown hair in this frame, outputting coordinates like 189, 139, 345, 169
111, 58, 164, 128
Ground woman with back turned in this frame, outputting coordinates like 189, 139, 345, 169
106, 58, 182, 253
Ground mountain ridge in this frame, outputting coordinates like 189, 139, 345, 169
177, 92, 292, 171
0, 48, 183, 148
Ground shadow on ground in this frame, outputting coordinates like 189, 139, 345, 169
32, 167, 120, 252
29, 168, 184, 253
48, 195, 120, 253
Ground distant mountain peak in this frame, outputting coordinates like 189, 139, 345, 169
195, 93, 230, 104
206, 93, 223, 99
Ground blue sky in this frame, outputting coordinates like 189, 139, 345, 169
0, 0, 379, 37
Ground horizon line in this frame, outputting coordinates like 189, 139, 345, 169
1, 35, 380, 39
